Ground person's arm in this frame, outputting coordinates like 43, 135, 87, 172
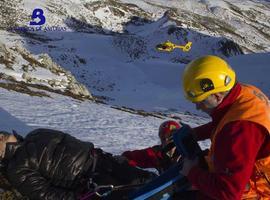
193, 122, 214, 141
187, 121, 266, 199
122, 145, 163, 169
7, 156, 76, 200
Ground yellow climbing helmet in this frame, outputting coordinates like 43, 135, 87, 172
182, 55, 236, 102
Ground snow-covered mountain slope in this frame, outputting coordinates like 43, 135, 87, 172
0, 0, 269, 115
0, 51, 269, 151
121, 0, 270, 53
1, 0, 269, 53
8, 30, 269, 114
0, 87, 209, 154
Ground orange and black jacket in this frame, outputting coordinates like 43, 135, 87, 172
189, 83, 270, 200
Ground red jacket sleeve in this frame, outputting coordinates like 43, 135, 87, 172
122, 145, 163, 169
187, 121, 267, 200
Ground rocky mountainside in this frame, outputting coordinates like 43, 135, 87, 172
0, 41, 92, 100
1, 0, 269, 53
121, 0, 270, 53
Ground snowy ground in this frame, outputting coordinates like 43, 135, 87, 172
0, 87, 158, 154
0, 86, 210, 154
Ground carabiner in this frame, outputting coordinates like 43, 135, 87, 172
95, 185, 114, 197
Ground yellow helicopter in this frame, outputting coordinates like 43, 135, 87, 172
156, 41, 192, 52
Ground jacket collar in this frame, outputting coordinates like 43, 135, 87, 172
210, 82, 241, 124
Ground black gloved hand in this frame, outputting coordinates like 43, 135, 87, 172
94, 149, 156, 186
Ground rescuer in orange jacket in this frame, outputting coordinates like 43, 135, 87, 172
180, 55, 270, 200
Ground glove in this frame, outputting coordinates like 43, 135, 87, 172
95, 149, 156, 185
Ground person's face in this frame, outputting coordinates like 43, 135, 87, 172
194, 94, 222, 115
0, 134, 17, 158
159, 133, 171, 148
